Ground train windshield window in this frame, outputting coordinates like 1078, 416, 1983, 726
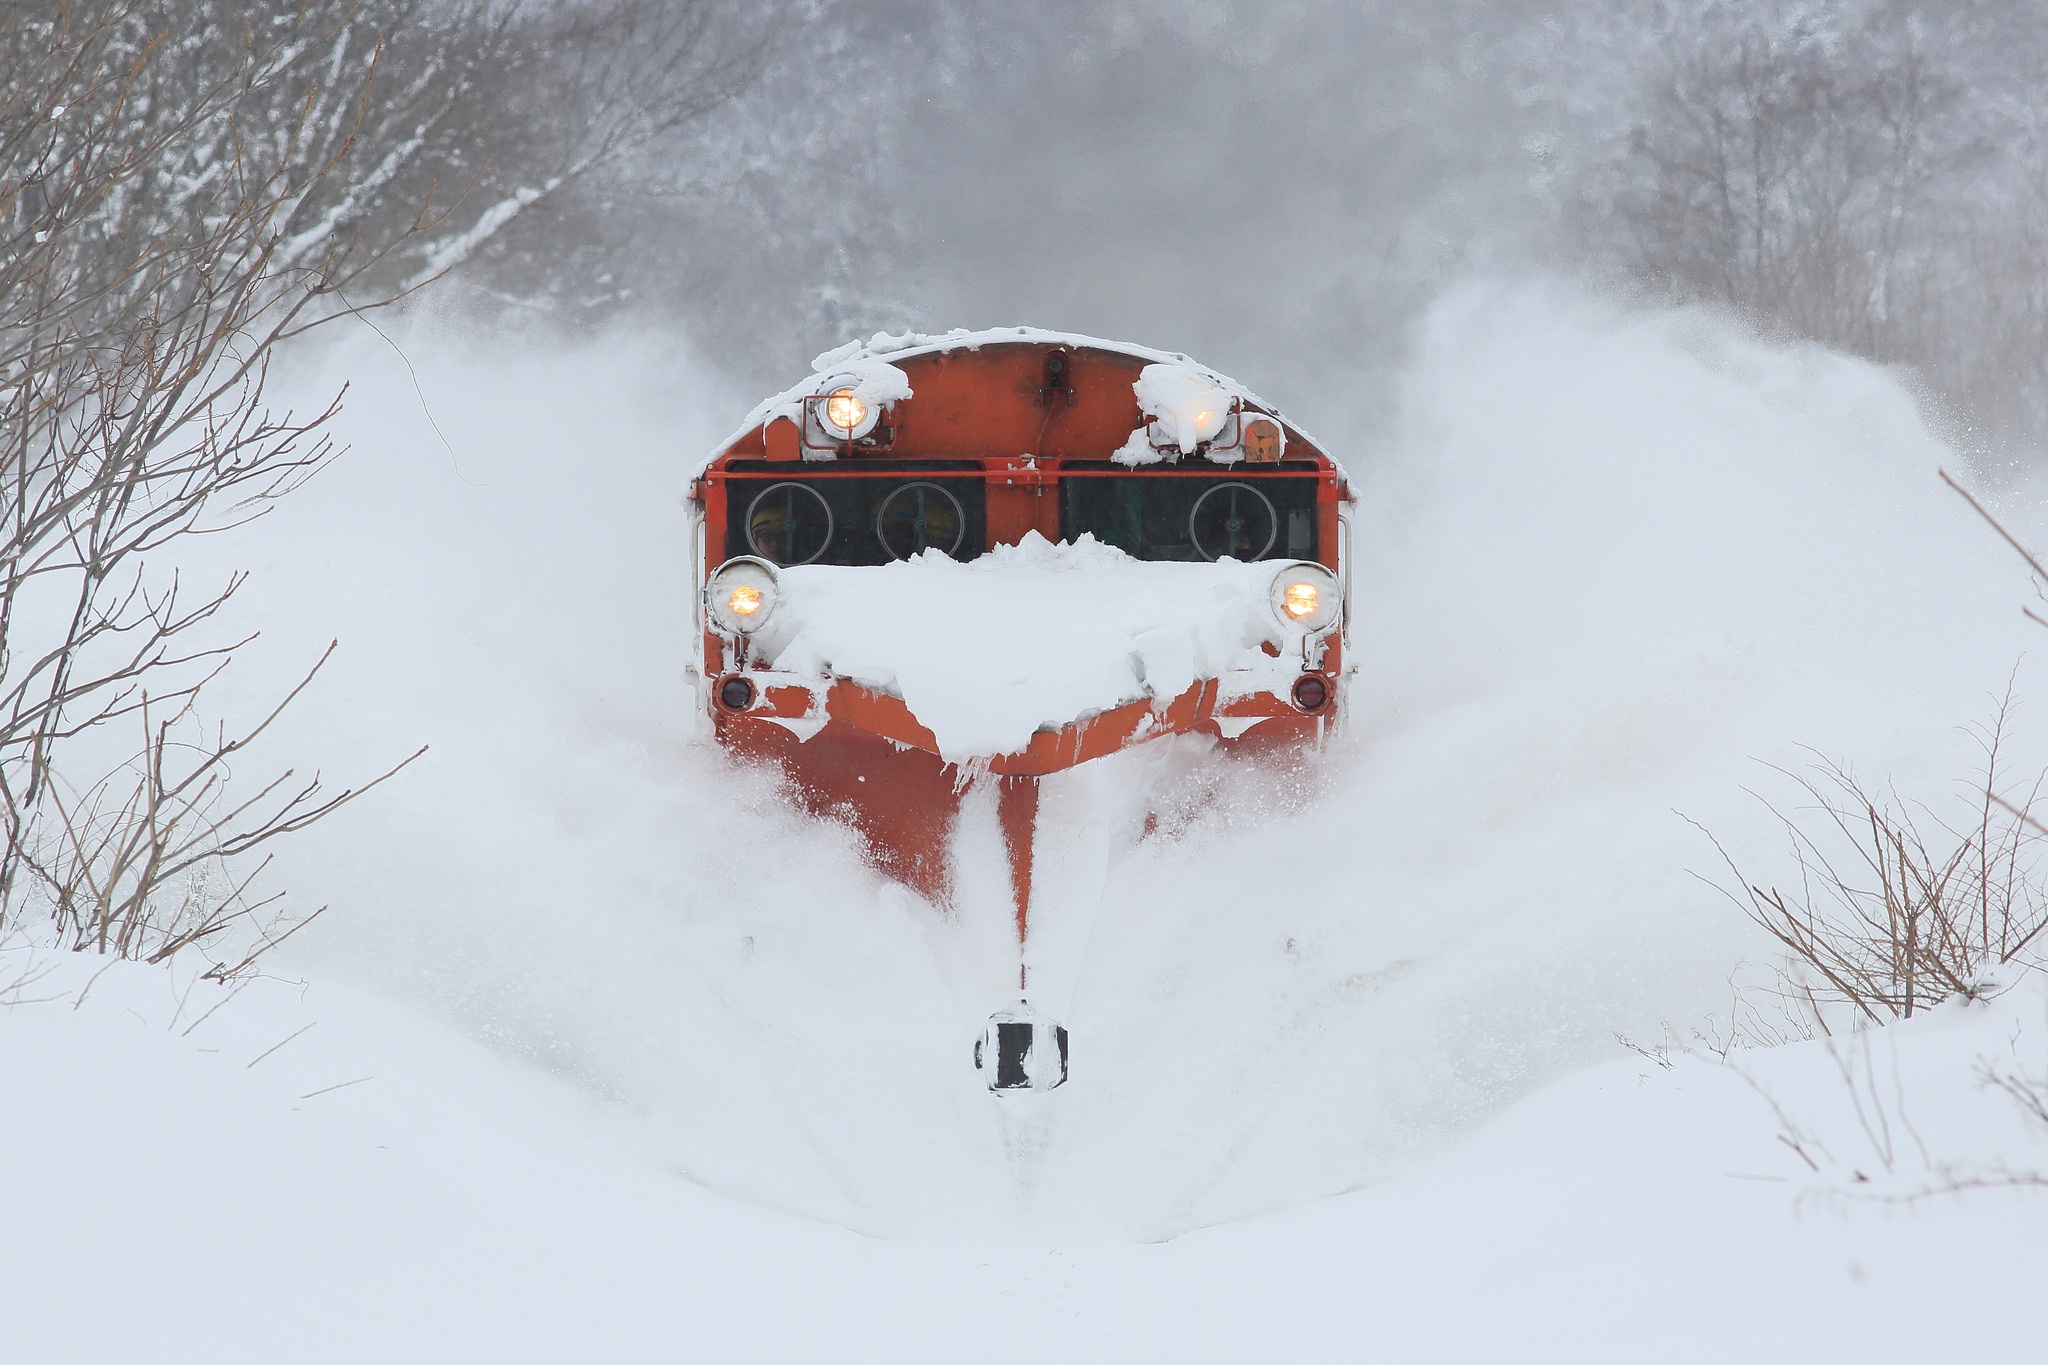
745, 482, 834, 565
875, 482, 968, 560
1059, 468, 1318, 562
724, 464, 986, 566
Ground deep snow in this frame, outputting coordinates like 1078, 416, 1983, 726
3, 942, 2043, 1363
8, 282, 2047, 1283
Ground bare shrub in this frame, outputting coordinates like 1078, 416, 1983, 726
16, 648, 422, 975
0, 2, 448, 972
0, 1, 770, 975
1697, 695, 2048, 1028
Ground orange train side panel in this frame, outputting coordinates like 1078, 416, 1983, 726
719, 715, 960, 907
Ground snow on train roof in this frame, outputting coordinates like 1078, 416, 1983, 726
694, 326, 1316, 479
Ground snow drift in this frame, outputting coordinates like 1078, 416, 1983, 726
176, 283, 2044, 1237
4, 942, 2043, 1363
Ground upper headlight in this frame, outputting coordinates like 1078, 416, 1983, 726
707, 556, 780, 636
1269, 561, 1341, 634
818, 384, 880, 440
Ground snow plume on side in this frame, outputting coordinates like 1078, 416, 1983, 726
180, 327, 1013, 1234
1031, 284, 2047, 1232
206, 286, 2042, 1239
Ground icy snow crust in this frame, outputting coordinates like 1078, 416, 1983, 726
758, 533, 1296, 760
699, 324, 1310, 478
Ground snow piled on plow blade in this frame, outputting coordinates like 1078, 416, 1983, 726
762, 534, 1296, 760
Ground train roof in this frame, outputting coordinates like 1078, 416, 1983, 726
696, 326, 1329, 479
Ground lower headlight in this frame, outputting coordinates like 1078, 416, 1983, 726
707, 556, 780, 636
1268, 561, 1342, 634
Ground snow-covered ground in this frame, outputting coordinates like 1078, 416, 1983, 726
3, 944, 2042, 1362
5, 283, 2047, 1356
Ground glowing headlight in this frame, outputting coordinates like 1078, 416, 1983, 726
706, 556, 780, 636
817, 384, 880, 440
1269, 561, 1341, 634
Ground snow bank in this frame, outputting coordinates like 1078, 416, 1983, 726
3, 940, 2043, 1363
161, 284, 2048, 1239
760, 534, 1294, 759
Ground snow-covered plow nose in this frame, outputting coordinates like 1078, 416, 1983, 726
975, 1004, 1069, 1092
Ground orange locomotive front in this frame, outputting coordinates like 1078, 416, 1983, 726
685, 328, 1352, 1090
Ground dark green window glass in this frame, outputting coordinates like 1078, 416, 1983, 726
1058, 465, 1319, 562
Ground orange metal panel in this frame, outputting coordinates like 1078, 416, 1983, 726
886, 345, 1144, 460
716, 712, 960, 906
760, 683, 814, 716
824, 682, 943, 753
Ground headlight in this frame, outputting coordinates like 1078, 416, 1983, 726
1136, 363, 1232, 454
1269, 561, 1341, 634
706, 556, 780, 636
817, 384, 880, 440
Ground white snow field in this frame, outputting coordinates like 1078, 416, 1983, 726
5, 283, 2048, 1358
3, 946, 2043, 1362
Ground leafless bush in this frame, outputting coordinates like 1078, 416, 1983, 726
16, 647, 424, 974
0, 2, 768, 975
0, 2, 453, 972
1734, 1026, 2048, 1201
1980, 1050, 2048, 1139
1697, 696, 2048, 1029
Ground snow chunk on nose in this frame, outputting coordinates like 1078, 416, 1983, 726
1135, 363, 1231, 454
832, 357, 913, 407
1130, 626, 1196, 708
756, 534, 1284, 760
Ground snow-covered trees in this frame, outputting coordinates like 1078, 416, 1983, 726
0, 0, 765, 969
0, 1, 412, 967
636, 0, 2048, 452
1575, 0, 2048, 451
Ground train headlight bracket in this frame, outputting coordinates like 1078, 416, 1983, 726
802, 376, 890, 449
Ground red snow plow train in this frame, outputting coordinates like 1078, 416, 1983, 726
686, 328, 1353, 1092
